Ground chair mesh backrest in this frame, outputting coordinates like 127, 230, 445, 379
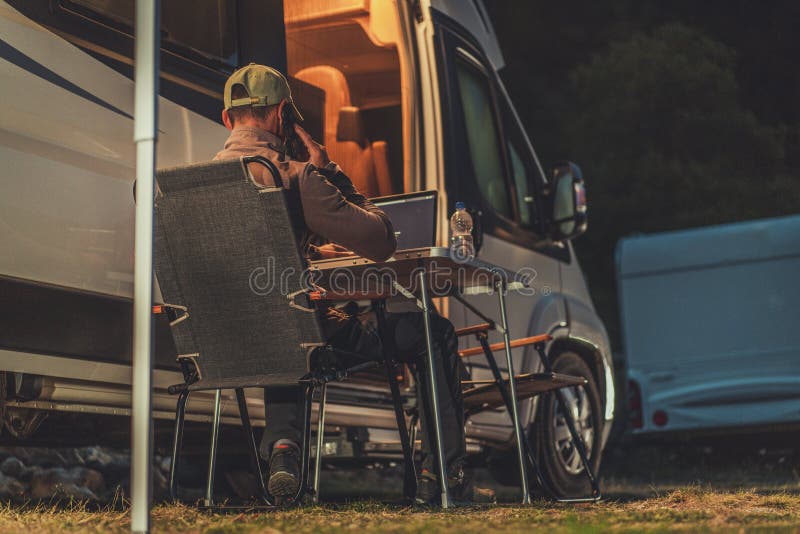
153, 158, 324, 390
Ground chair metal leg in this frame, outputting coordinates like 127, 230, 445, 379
475, 334, 602, 504
551, 387, 602, 500
204, 389, 222, 507
417, 268, 451, 509
235, 388, 270, 504
477, 334, 516, 424
477, 333, 552, 496
408, 410, 419, 474
495, 278, 531, 504
312, 382, 327, 504
169, 389, 189, 502
291, 384, 314, 504
386, 363, 417, 502
477, 333, 539, 479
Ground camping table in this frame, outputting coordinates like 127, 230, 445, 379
308, 247, 536, 508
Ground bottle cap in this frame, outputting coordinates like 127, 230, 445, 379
455, 201, 465, 210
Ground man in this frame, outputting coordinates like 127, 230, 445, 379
214, 63, 470, 504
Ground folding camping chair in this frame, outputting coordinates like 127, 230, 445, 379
452, 291, 602, 503
152, 156, 412, 507
397, 300, 602, 503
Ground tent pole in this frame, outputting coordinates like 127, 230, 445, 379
131, 1, 159, 533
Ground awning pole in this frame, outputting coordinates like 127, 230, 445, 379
131, 1, 159, 533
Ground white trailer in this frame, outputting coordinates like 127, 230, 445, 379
618, 214, 800, 435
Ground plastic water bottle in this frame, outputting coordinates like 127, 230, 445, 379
450, 201, 475, 262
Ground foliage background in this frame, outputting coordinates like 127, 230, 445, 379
485, 0, 800, 349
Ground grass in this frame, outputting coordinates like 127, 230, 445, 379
1, 489, 800, 533
2, 442, 800, 533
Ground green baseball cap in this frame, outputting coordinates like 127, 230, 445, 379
223, 63, 303, 120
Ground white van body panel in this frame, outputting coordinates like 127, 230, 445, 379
0, 2, 227, 298
618, 215, 800, 434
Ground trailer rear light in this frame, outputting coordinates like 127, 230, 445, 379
652, 410, 668, 427
628, 379, 643, 429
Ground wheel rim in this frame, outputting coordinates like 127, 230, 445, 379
551, 385, 594, 475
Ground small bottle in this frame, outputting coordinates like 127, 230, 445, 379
450, 201, 475, 262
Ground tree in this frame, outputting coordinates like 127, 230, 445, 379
563, 23, 794, 347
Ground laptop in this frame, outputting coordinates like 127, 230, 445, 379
371, 190, 438, 251
309, 190, 438, 272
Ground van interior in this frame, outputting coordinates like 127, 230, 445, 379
284, 0, 407, 197
39, 0, 409, 197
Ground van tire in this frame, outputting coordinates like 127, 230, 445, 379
535, 351, 602, 499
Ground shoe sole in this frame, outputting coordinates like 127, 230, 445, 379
268, 470, 300, 498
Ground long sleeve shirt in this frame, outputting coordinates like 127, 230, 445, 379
214, 126, 396, 262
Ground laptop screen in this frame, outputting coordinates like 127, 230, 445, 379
372, 191, 437, 250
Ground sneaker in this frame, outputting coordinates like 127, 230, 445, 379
268, 440, 301, 502
452, 471, 496, 504
415, 469, 440, 505
416, 467, 496, 505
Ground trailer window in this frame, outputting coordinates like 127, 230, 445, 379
62, 0, 238, 67
454, 57, 511, 218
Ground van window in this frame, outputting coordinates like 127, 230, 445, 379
502, 100, 540, 228
436, 20, 561, 254
454, 56, 512, 218
63, 0, 238, 67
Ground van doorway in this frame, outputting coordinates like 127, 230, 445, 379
284, 0, 409, 197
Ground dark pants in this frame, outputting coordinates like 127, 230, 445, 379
260, 309, 466, 473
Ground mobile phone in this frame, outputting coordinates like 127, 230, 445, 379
281, 106, 305, 160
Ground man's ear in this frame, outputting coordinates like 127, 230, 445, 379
222, 108, 233, 130
276, 99, 288, 131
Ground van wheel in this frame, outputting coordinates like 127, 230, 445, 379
535, 352, 602, 499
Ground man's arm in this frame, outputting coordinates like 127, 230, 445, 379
291, 124, 396, 262
299, 163, 397, 262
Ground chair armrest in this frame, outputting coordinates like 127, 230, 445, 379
459, 334, 553, 358
455, 322, 493, 337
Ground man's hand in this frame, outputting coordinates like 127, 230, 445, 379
315, 243, 352, 259
293, 124, 330, 168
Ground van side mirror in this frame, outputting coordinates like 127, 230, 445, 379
548, 162, 587, 241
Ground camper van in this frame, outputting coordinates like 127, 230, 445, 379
618, 215, 800, 436
0, 0, 615, 496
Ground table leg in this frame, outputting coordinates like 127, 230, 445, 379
417, 268, 451, 509
496, 279, 532, 504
